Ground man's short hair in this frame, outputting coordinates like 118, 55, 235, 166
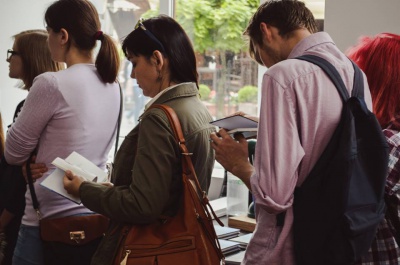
244, 0, 317, 54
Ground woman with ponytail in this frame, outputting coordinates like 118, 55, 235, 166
4, 1, 121, 264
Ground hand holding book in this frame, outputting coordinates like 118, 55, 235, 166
63, 170, 86, 198
40, 151, 108, 204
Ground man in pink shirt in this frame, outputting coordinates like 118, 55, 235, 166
210, 1, 372, 264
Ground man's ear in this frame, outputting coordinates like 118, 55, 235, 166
151, 50, 164, 70
260, 22, 273, 43
59, 28, 69, 46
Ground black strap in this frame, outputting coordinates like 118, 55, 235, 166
26, 153, 41, 219
114, 81, 123, 157
296, 55, 364, 101
350, 60, 364, 99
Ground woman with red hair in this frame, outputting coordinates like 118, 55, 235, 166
347, 33, 400, 264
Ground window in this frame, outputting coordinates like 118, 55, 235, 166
174, 0, 260, 120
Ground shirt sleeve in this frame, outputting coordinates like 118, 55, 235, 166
250, 73, 305, 214
80, 111, 179, 224
5, 74, 60, 165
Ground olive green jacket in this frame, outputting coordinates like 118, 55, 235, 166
80, 83, 216, 265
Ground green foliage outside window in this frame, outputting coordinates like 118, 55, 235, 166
199, 84, 211, 101
238, 85, 258, 103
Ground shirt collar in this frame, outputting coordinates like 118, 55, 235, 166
145, 82, 193, 110
288, 32, 335, 59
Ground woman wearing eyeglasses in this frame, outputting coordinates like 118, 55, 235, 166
63, 15, 216, 265
4, 0, 121, 264
1, 29, 63, 265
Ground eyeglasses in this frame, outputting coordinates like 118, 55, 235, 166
134, 18, 165, 52
7, 49, 19, 60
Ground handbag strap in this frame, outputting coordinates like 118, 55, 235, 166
114, 81, 123, 157
148, 104, 224, 226
26, 153, 41, 219
27, 82, 124, 219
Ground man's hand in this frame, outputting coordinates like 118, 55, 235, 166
63, 170, 85, 198
210, 129, 254, 190
22, 155, 48, 183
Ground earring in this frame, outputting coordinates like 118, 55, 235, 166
157, 70, 162, 81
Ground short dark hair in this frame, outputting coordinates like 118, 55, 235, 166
245, 0, 317, 47
122, 15, 199, 88
45, 0, 120, 83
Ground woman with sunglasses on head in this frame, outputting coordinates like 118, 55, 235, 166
63, 15, 216, 265
4, 0, 121, 264
1, 29, 63, 265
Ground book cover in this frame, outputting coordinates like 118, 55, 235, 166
225, 250, 246, 265
40, 151, 108, 204
210, 115, 258, 138
209, 197, 227, 218
228, 233, 253, 249
218, 239, 241, 256
214, 225, 240, 239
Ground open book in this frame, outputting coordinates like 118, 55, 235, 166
210, 114, 258, 139
40, 151, 108, 204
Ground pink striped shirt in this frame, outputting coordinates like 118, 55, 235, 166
244, 32, 372, 264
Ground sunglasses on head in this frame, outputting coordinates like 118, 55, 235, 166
134, 18, 166, 53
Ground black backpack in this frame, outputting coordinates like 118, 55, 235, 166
293, 55, 389, 265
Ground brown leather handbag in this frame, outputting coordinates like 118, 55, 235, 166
40, 214, 109, 245
113, 104, 225, 265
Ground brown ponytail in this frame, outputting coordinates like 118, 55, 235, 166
95, 34, 120, 83
45, 0, 120, 83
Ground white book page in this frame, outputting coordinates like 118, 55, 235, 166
40, 151, 107, 204
65, 152, 107, 182
41, 168, 81, 204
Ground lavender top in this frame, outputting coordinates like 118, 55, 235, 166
243, 32, 372, 264
5, 64, 120, 226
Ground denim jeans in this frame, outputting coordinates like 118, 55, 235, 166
12, 224, 43, 265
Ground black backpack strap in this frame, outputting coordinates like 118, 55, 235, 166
296, 55, 350, 102
350, 60, 364, 99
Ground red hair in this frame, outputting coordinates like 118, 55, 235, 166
347, 33, 400, 130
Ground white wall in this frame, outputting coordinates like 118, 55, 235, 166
0, 0, 54, 132
0, 0, 169, 137
324, 0, 400, 52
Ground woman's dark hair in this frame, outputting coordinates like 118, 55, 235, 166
45, 0, 120, 83
122, 15, 198, 88
245, 0, 317, 58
